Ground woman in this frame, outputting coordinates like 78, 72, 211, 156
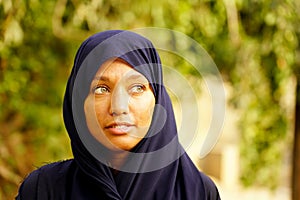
16, 30, 220, 199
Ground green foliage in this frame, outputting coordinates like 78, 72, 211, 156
230, 0, 299, 188
1, 0, 300, 198
0, 1, 73, 198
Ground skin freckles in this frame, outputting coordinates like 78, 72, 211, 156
84, 58, 155, 152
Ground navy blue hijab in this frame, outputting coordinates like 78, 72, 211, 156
16, 30, 220, 200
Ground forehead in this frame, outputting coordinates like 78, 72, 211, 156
93, 58, 148, 82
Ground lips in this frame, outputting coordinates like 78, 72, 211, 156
105, 122, 134, 135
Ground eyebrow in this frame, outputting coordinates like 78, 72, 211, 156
93, 76, 109, 81
93, 74, 147, 82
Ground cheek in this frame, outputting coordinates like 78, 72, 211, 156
141, 106, 154, 125
132, 96, 155, 127
94, 99, 110, 124
84, 96, 107, 130
84, 96, 98, 131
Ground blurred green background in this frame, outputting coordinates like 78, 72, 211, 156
1, 0, 300, 199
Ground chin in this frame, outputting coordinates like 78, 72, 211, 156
111, 140, 139, 151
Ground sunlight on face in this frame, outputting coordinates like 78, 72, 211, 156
84, 58, 155, 151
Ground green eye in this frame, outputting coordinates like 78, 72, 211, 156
130, 85, 145, 94
94, 86, 109, 94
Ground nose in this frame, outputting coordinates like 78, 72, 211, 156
109, 87, 129, 116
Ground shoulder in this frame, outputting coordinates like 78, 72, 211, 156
16, 159, 75, 200
179, 154, 221, 199
25, 159, 74, 183
199, 172, 221, 200
36, 159, 74, 176
180, 154, 220, 197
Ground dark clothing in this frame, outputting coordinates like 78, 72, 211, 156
17, 159, 220, 200
16, 30, 221, 199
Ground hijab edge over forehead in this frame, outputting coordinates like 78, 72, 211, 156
73, 30, 162, 82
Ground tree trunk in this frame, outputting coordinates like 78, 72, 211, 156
292, 74, 300, 200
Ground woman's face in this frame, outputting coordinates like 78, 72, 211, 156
84, 59, 155, 151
